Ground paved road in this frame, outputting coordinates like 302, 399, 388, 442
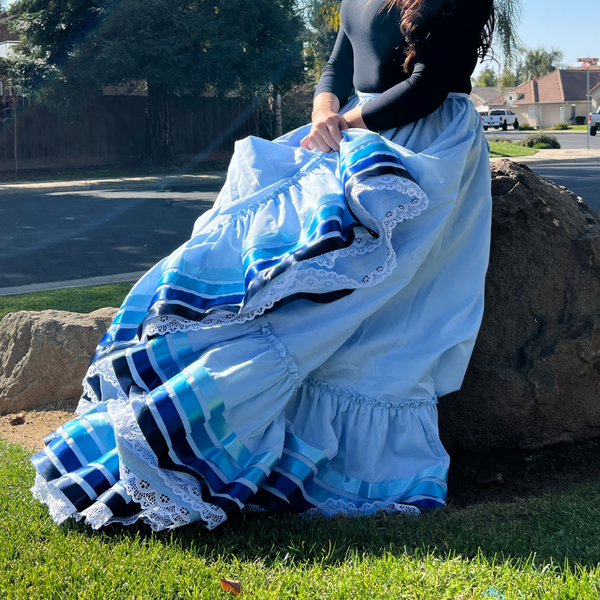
531, 162, 600, 214
3, 163, 600, 290
485, 130, 600, 150
0, 182, 220, 289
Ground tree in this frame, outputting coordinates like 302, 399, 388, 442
7, 0, 307, 165
517, 47, 565, 82
473, 67, 499, 88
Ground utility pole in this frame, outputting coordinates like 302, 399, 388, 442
578, 58, 599, 151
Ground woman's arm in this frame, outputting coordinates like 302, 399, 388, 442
302, 24, 361, 152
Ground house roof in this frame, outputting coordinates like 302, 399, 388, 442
470, 87, 512, 107
0, 13, 19, 43
489, 67, 600, 106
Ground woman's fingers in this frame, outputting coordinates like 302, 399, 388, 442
302, 114, 349, 153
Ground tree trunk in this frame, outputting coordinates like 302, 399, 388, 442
143, 82, 176, 166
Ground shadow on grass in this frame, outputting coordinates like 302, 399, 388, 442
59, 476, 600, 571
4, 439, 600, 572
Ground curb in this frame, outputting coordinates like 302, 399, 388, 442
492, 156, 600, 166
0, 272, 145, 297
0, 172, 227, 197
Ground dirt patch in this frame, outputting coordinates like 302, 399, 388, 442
0, 399, 79, 451
2, 402, 600, 507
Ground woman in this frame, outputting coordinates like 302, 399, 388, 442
31, 0, 495, 530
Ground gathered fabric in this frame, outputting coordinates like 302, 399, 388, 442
31, 92, 491, 530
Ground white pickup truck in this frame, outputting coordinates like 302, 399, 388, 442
589, 109, 600, 136
482, 109, 519, 131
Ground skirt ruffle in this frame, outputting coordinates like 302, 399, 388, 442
31, 92, 491, 529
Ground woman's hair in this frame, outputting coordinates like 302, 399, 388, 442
381, 0, 496, 73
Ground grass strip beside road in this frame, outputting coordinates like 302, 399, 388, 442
2, 440, 600, 598
488, 142, 538, 158
0, 283, 132, 321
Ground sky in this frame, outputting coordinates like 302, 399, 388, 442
475, 0, 599, 76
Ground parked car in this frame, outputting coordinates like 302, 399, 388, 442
482, 109, 519, 131
589, 109, 600, 136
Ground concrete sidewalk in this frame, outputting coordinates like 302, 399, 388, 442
0, 172, 227, 197
492, 148, 600, 165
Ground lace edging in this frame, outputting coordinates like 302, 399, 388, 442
31, 472, 80, 525
305, 498, 421, 518
110, 400, 228, 531
143, 175, 428, 337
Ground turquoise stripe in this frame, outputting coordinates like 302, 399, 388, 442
301, 193, 346, 230
157, 270, 245, 298
191, 364, 253, 467
242, 205, 345, 273
148, 337, 181, 380
278, 453, 315, 482
93, 448, 120, 480
170, 373, 205, 424
156, 378, 279, 485
318, 464, 447, 499
112, 309, 147, 326
341, 132, 383, 155
79, 413, 115, 452
170, 332, 199, 365
121, 294, 154, 309
285, 433, 329, 470
62, 420, 101, 463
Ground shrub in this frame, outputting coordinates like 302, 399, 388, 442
518, 133, 561, 149
552, 122, 570, 130
576, 116, 587, 125
533, 143, 554, 149
486, 135, 513, 144
518, 123, 535, 131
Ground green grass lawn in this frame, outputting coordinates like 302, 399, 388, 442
2, 440, 600, 598
3, 289, 600, 597
488, 142, 538, 158
0, 283, 133, 321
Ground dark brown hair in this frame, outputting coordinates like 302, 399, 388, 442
381, 0, 495, 73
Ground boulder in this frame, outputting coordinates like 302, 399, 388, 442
439, 159, 600, 452
0, 307, 117, 414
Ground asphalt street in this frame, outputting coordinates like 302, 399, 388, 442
0, 182, 220, 289
531, 162, 600, 214
485, 130, 600, 150
2, 162, 600, 290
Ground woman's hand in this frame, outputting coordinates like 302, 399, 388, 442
301, 108, 348, 153
342, 106, 368, 130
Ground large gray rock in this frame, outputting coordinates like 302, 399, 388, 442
439, 159, 600, 452
0, 308, 117, 414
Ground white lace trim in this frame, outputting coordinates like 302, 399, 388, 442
110, 400, 228, 531
31, 472, 80, 525
76, 359, 127, 415
143, 175, 428, 337
81, 500, 141, 530
305, 498, 421, 518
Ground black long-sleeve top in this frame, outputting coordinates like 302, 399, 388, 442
315, 0, 494, 131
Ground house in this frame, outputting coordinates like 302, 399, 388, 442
487, 67, 600, 128
0, 13, 18, 59
469, 86, 514, 113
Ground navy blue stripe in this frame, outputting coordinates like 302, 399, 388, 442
31, 452, 62, 482
99, 489, 143, 518
266, 471, 312, 512
56, 478, 93, 512
86, 375, 102, 401
150, 287, 244, 313
132, 397, 240, 514
131, 348, 162, 391
48, 437, 82, 472
80, 467, 112, 497
150, 388, 257, 502
113, 355, 135, 395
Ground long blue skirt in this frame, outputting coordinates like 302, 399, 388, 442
31, 92, 492, 530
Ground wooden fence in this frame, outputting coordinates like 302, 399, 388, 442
0, 95, 258, 172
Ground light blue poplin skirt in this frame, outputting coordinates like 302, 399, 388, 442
31, 92, 492, 530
